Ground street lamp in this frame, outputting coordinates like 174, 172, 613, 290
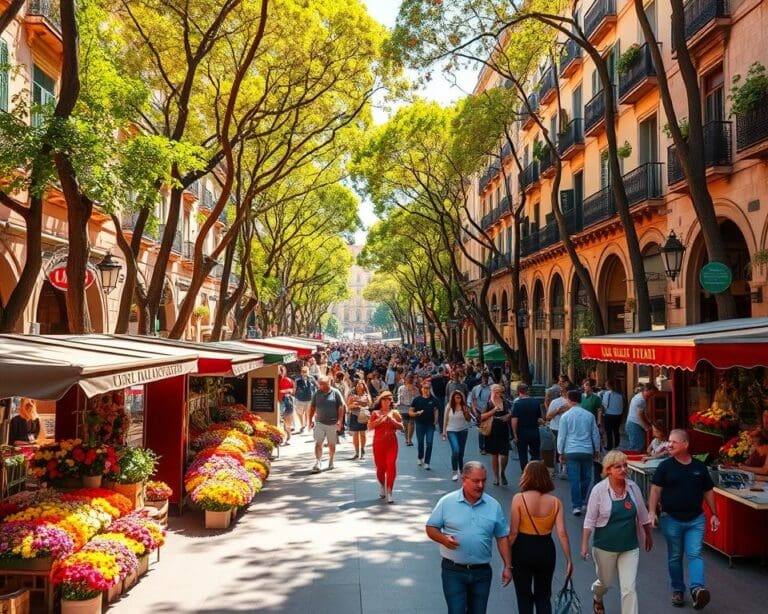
96, 252, 122, 294
660, 230, 685, 281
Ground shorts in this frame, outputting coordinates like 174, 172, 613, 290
281, 397, 294, 415
294, 399, 310, 414
314, 422, 338, 445
398, 407, 412, 422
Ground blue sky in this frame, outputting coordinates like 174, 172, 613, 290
354, 0, 478, 242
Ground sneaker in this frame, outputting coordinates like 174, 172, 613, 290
327, 463, 335, 471
480, 449, 487, 455
418, 459, 423, 467
451, 472, 459, 481
501, 475, 508, 486
311, 462, 321, 474
387, 491, 394, 504
572, 508, 581, 516
672, 592, 685, 608
424, 464, 431, 470
692, 587, 710, 610
379, 485, 386, 499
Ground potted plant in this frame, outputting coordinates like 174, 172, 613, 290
144, 480, 173, 526
616, 140, 632, 159
72, 443, 120, 488
617, 45, 641, 76
51, 550, 120, 614
729, 62, 768, 118
663, 118, 689, 139
192, 305, 210, 321
106, 447, 158, 510
532, 140, 548, 162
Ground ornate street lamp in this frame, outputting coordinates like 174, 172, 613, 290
96, 252, 122, 294
660, 230, 685, 281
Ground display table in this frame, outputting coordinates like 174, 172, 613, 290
703, 486, 768, 566
627, 460, 660, 502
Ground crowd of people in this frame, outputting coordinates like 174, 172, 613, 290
276, 342, 731, 614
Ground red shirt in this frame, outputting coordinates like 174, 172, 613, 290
278, 376, 294, 401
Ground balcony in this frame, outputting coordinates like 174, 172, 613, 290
584, 87, 615, 137
183, 240, 194, 260
520, 232, 540, 258
488, 254, 510, 274
618, 44, 658, 105
217, 207, 229, 226
582, 185, 615, 228
584, 0, 617, 44
209, 263, 225, 279
551, 309, 566, 330
533, 311, 547, 330
560, 39, 583, 79
121, 213, 157, 241
520, 93, 538, 130
624, 162, 664, 206
538, 220, 560, 249
667, 121, 732, 188
736, 95, 768, 157
183, 182, 199, 203
679, 0, 730, 52
25, 0, 62, 53
157, 226, 183, 255
538, 146, 555, 178
520, 161, 540, 192
538, 67, 557, 106
478, 162, 500, 194
200, 187, 215, 211
498, 195, 511, 219
558, 119, 584, 160
481, 211, 494, 230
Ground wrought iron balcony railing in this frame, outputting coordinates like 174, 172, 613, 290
557, 119, 584, 157
623, 162, 663, 205
618, 43, 657, 102
560, 38, 582, 77
668, 121, 732, 185
584, 0, 617, 41
735, 94, 768, 152
683, 0, 730, 41
582, 185, 615, 228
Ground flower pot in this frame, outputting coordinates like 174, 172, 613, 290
123, 570, 138, 592
204, 509, 232, 529
61, 594, 103, 614
0, 556, 53, 571
82, 475, 103, 488
137, 554, 149, 577
104, 580, 123, 603
105, 480, 145, 510
144, 499, 169, 528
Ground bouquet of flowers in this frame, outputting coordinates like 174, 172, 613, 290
719, 430, 755, 464
80, 539, 137, 580
107, 513, 165, 552
71, 443, 120, 477
190, 478, 253, 511
145, 480, 173, 502
0, 521, 75, 559
689, 406, 740, 437
85, 391, 130, 447
30, 439, 83, 481
51, 550, 121, 600
112, 447, 158, 484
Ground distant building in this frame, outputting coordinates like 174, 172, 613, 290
328, 245, 377, 336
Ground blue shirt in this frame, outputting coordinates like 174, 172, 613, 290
426, 489, 509, 565
557, 405, 601, 455
599, 389, 624, 416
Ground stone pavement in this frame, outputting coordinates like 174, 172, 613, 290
110, 427, 768, 613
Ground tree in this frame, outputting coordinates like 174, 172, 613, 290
322, 313, 341, 337
369, 303, 393, 333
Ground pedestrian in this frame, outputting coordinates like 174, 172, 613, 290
581, 450, 653, 614
447, 367, 468, 400
544, 374, 569, 411
599, 379, 625, 451
397, 373, 418, 446
426, 461, 512, 614
511, 383, 543, 471
368, 391, 402, 503
557, 389, 601, 515
346, 380, 372, 460
545, 386, 569, 478
277, 365, 295, 444
293, 366, 317, 434
469, 372, 493, 455
442, 390, 473, 481
308, 375, 346, 473
431, 365, 449, 431
385, 360, 398, 392
509, 461, 573, 614
625, 383, 657, 452
479, 384, 512, 486
410, 381, 440, 470
645, 422, 671, 459
648, 429, 719, 610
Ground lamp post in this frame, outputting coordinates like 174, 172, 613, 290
96, 252, 122, 294
660, 230, 685, 281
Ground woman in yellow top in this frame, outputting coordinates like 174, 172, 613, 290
509, 461, 573, 614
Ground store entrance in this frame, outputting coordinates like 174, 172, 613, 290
36, 280, 69, 334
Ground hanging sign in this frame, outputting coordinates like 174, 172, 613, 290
47, 263, 96, 292
699, 262, 732, 294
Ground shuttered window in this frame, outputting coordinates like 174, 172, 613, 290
0, 39, 9, 113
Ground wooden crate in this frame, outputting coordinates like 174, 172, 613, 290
0, 589, 30, 614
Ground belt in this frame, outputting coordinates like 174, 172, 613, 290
442, 558, 491, 571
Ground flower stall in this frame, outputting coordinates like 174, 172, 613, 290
581, 317, 768, 562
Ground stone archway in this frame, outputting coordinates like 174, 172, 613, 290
0, 244, 21, 331
532, 280, 546, 384
549, 274, 565, 382
598, 255, 628, 334
36, 280, 68, 334
571, 273, 589, 331
685, 219, 752, 324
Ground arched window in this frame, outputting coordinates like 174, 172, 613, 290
550, 275, 565, 329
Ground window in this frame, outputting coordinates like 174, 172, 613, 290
703, 67, 724, 122
639, 115, 658, 164
0, 39, 8, 113
32, 65, 56, 127
600, 149, 611, 187
638, 1, 658, 41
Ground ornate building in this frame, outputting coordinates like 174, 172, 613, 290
328, 244, 377, 337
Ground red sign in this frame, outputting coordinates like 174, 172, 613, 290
48, 264, 96, 292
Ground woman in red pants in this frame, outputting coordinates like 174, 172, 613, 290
368, 391, 403, 504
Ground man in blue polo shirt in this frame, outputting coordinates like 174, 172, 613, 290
426, 461, 512, 614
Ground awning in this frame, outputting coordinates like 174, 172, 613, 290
0, 334, 198, 400
209, 341, 298, 365
464, 344, 507, 363
247, 337, 314, 358
580, 317, 768, 370
280, 335, 328, 350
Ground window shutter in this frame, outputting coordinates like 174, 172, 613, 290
0, 39, 8, 113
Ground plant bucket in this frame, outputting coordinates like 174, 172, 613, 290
82, 475, 103, 488
205, 509, 232, 529
105, 480, 145, 510
61, 593, 103, 614
137, 554, 150, 577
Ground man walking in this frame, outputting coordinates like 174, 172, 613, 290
626, 383, 657, 451
557, 390, 601, 515
511, 383, 542, 471
293, 366, 317, 434
599, 379, 625, 450
431, 366, 449, 431
469, 372, 492, 455
648, 429, 719, 610
410, 382, 440, 470
308, 376, 346, 473
426, 461, 512, 614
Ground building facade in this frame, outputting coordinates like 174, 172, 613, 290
0, 2, 236, 339
461, 0, 768, 392
328, 244, 377, 337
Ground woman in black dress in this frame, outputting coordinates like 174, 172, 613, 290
10, 398, 41, 446
479, 384, 511, 485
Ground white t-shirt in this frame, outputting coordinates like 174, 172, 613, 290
547, 396, 569, 431
626, 392, 648, 427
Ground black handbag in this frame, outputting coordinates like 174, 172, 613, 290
552, 574, 582, 614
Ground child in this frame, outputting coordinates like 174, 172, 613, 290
645, 422, 670, 459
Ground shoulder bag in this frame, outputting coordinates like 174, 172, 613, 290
478, 404, 494, 436
357, 407, 371, 424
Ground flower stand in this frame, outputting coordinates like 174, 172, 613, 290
81, 475, 103, 488
105, 480, 145, 510
61, 593, 103, 614
204, 509, 232, 529
137, 554, 149, 577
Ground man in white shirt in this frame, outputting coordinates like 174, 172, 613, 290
546, 385, 569, 477
626, 383, 657, 451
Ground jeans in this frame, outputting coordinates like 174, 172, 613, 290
415, 422, 435, 464
603, 414, 622, 450
516, 427, 541, 471
447, 430, 469, 471
442, 564, 492, 614
625, 422, 647, 452
565, 453, 593, 509
436, 397, 446, 434
660, 513, 706, 593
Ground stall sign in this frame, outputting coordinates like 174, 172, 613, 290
250, 377, 276, 413
47, 263, 96, 292
699, 262, 732, 294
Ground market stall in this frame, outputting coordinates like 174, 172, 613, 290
581, 317, 768, 562
247, 336, 316, 359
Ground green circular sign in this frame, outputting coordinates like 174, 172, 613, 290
699, 262, 732, 294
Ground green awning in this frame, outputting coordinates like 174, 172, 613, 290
464, 344, 507, 362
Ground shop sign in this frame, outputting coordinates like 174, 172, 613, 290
699, 262, 732, 294
47, 263, 96, 292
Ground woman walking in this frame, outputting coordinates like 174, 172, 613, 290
442, 390, 472, 481
581, 450, 653, 614
347, 381, 372, 460
368, 391, 402, 503
397, 373, 419, 446
479, 384, 511, 485
509, 461, 573, 614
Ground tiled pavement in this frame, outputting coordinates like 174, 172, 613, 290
111, 427, 768, 613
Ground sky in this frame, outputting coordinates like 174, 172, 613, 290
354, 0, 479, 243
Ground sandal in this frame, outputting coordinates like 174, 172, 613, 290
593, 600, 605, 614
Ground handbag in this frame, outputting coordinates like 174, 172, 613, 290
552, 574, 582, 614
357, 407, 370, 424
478, 413, 493, 436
